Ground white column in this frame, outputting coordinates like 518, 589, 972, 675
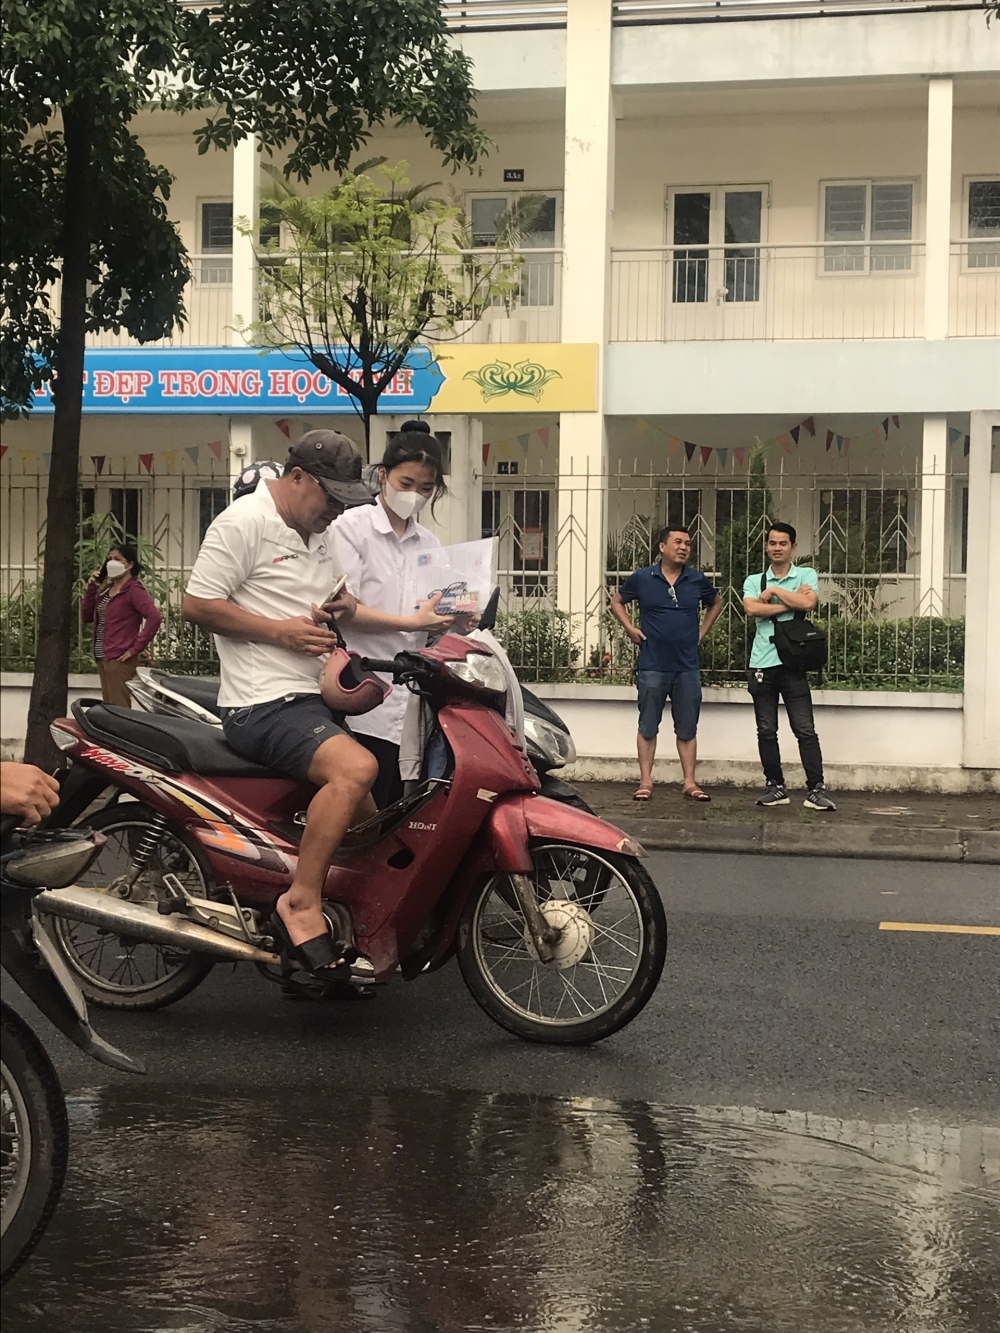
557, 0, 613, 650
924, 78, 953, 341
918, 415, 948, 616
962, 411, 1000, 768
231, 134, 260, 341
427, 414, 483, 548
227, 419, 254, 487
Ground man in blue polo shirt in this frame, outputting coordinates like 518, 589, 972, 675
610, 526, 722, 802
743, 521, 836, 811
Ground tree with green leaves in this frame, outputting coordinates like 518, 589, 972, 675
2, 0, 487, 766
249, 162, 542, 453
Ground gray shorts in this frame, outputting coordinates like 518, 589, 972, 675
221, 693, 349, 782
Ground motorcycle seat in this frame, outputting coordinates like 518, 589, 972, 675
151, 672, 222, 717
73, 702, 272, 778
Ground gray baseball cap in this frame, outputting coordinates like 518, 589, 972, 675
287, 430, 372, 503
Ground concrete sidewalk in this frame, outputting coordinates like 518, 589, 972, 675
578, 781, 1000, 864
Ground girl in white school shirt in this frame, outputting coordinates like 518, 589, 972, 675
332, 422, 459, 807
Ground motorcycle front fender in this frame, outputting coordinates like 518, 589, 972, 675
486, 793, 646, 870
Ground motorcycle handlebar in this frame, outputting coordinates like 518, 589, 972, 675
360, 658, 398, 674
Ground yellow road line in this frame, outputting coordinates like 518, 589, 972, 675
879, 921, 1000, 936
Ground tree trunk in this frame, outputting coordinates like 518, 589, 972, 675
23, 104, 92, 768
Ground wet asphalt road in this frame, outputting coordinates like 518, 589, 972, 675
4, 850, 999, 1331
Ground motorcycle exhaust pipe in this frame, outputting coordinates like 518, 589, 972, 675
34, 886, 281, 966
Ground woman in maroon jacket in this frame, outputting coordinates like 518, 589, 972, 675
80, 542, 162, 707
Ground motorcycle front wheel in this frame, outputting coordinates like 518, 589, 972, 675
457, 843, 667, 1045
1, 1004, 69, 1285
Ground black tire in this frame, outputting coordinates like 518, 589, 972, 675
1, 1004, 69, 1285
42, 805, 216, 1011
457, 843, 667, 1046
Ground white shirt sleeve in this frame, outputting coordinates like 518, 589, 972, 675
332, 515, 365, 599
186, 506, 258, 601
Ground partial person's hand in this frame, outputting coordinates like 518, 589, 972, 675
449, 612, 477, 636
319, 589, 358, 625
409, 594, 456, 633
0, 762, 60, 825
757, 587, 774, 603
88, 569, 102, 585
118, 650, 134, 661
271, 616, 339, 656
625, 624, 646, 646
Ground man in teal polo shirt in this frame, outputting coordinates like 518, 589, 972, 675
743, 522, 836, 811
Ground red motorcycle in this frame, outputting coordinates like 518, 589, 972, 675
38, 635, 666, 1045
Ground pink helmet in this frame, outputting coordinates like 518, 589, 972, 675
320, 646, 392, 716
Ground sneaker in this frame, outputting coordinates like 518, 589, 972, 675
756, 783, 790, 807
803, 785, 837, 812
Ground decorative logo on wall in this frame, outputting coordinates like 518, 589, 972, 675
463, 359, 563, 403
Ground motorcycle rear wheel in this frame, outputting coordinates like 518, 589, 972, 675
44, 805, 216, 1011
1, 1004, 69, 1285
457, 843, 667, 1046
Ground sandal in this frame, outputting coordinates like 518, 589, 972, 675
683, 786, 711, 802
268, 912, 376, 986
632, 786, 653, 802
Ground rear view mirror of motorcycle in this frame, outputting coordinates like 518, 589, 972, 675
477, 586, 500, 633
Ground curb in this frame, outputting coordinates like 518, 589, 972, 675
613, 818, 1000, 864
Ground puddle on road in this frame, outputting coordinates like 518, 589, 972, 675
4, 1088, 998, 1333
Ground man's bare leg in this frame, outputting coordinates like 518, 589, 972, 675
636, 733, 657, 794
276, 734, 378, 950
677, 736, 699, 792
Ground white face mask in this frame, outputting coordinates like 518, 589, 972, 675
106, 560, 129, 580
382, 480, 428, 521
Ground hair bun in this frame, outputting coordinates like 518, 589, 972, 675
399, 419, 431, 435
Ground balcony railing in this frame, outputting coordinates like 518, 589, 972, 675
612, 0, 984, 22
442, 0, 567, 28
610, 242, 930, 342
949, 240, 999, 338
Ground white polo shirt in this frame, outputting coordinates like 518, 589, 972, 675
186, 482, 343, 707
333, 499, 440, 745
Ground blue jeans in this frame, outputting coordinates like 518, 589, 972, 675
636, 670, 702, 742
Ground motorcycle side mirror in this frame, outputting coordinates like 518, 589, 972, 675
478, 586, 500, 633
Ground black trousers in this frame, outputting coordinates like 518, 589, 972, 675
746, 666, 825, 790
353, 732, 404, 810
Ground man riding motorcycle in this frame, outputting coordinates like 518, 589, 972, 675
182, 431, 378, 983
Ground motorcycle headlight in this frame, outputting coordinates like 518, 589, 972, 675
523, 715, 577, 769
445, 652, 508, 698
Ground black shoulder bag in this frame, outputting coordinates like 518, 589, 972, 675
761, 570, 828, 673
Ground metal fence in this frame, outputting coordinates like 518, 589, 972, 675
483, 451, 967, 690
0, 459, 229, 675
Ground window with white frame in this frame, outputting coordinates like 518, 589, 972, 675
467, 191, 561, 306
821, 180, 914, 273
966, 178, 1000, 269
198, 199, 233, 283
666, 186, 768, 304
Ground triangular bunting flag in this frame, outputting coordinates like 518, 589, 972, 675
843, 437, 851, 454
948, 427, 962, 445
517, 433, 530, 453
882, 417, 890, 439
789, 425, 800, 444
826, 430, 834, 451
274, 419, 291, 438
207, 440, 224, 460
139, 454, 154, 474
734, 447, 745, 467
717, 448, 728, 469
163, 450, 176, 470
684, 441, 696, 462
777, 434, 791, 453
835, 435, 843, 454
538, 427, 550, 448
802, 417, 816, 437
43, 452, 51, 468
91, 455, 106, 474
667, 436, 680, 457
636, 418, 649, 436
964, 435, 970, 456
301, 421, 314, 434
482, 442, 491, 466
700, 446, 713, 467
0, 446, 6, 460
892, 415, 899, 429
20, 450, 32, 466
498, 440, 510, 458
186, 445, 201, 464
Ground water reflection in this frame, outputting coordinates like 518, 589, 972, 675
4, 1088, 998, 1333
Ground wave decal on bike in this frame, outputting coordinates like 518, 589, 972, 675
193, 821, 298, 875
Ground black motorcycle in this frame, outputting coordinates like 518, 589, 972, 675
1, 814, 142, 1284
